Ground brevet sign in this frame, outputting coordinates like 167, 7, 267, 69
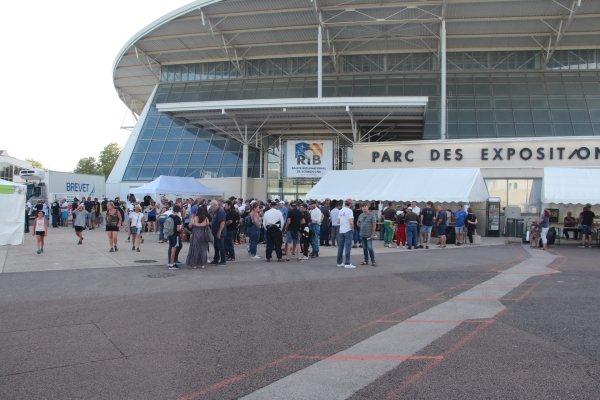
353, 138, 600, 170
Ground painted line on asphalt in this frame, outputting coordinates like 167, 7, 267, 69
177, 245, 525, 400
384, 247, 568, 399
240, 246, 557, 400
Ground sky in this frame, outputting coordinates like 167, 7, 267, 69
1, 0, 191, 172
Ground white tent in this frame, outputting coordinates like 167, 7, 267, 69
542, 168, 600, 205
306, 168, 489, 202
129, 175, 222, 197
0, 178, 26, 245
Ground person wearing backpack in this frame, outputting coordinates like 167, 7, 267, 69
165, 204, 183, 269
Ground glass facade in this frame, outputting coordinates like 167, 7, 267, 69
0, 163, 25, 182
123, 105, 263, 181
160, 50, 600, 83
485, 178, 542, 215
123, 49, 599, 184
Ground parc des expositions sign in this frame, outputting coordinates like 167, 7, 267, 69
353, 138, 600, 170
285, 140, 334, 178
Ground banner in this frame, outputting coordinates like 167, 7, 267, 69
285, 140, 333, 178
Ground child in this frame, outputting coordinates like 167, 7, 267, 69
33, 210, 48, 254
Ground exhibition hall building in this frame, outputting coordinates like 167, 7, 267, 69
108, 0, 600, 216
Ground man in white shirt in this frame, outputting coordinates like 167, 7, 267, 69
336, 198, 355, 268
263, 201, 285, 261
330, 202, 341, 247
308, 201, 323, 257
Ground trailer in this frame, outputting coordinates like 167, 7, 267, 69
20, 169, 106, 206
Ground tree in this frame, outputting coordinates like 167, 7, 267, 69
98, 142, 121, 178
25, 158, 47, 170
74, 157, 101, 175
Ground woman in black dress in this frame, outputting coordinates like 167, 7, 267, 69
186, 206, 210, 269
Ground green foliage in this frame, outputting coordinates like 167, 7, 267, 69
74, 157, 101, 175
25, 158, 47, 170
73, 143, 121, 177
98, 142, 121, 178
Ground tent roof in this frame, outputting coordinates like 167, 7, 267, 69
542, 168, 600, 205
129, 175, 222, 197
0, 178, 25, 187
306, 168, 489, 202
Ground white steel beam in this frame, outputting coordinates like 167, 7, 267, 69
200, 8, 246, 77
541, 0, 580, 69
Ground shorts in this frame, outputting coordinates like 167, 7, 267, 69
75, 226, 84, 232
106, 226, 119, 232
287, 230, 300, 243
580, 225, 592, 235
35, 231, 45, 237
420, 225, 432, 234
147, 215, 156, 222
437, 226, 446, 237
455, 226, 465, 233
86, 213, 93, 220
168, 235, 181, 248
61, 211, 69, 219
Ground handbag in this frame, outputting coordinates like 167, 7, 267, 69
205, 225, 215, 243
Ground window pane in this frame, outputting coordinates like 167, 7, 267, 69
516, 123, 535, 136
534, 123, 554, 136
138, 168, 155, 180
158, 154, 175, 166
147, 141, 165, 152
193, 140, 210, 152
497, 123, 516, 137
570, 109, 590, 123
554, 124, 573, 135
152, 128, 168, 140
573, 124, 593, 136
205, 153, 223, 166
133, 141, 150, 153
188, 153, 206, 166
139, 128, 154, 140
170, 167, 186, 177
532, 109, 551, 122
123, 168, 140, 180
143, 154, 159, 166
129, 154, 145, 166
514, 109, 532, 122
173, 154, 190, 166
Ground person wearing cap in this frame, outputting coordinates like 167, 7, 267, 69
404, 207, 419, 250
263, 202, 285, 262
320, 200, 331, 247
309, 201, 323, 257
578, 204, 595, 248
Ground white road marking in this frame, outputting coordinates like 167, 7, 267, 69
241, 246, 559, 400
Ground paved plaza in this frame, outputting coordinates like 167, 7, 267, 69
1, 226, 599, 399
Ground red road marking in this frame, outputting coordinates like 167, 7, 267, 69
177, 245, 525, 400
384, 249, 568, 399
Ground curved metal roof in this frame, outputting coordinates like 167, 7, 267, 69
113, 0, 600, 115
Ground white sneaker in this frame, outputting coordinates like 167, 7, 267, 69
344, 264, 356, 269
396, 246, 399, 249
336, 263, 344, 267
301, 255, 309, 260
251, 255, 261, 259
402, 245, 406, 249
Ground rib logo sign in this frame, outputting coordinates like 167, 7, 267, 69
285, 140, 333, 178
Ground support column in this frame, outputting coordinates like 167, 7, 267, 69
440, 20, 447, 141
242, 124, 249, 201
318, 26, 323, 98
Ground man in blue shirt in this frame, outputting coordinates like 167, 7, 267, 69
454, 204, 468, 246
210, 200, 227, 266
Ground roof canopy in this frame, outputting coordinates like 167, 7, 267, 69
114, 0, 600, 114
157, 96, 428, 142
542, 168, 600, 205
306, 168, 489, 202
129, 175, 222, 197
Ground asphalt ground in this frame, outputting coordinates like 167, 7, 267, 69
1, 227, 599, 399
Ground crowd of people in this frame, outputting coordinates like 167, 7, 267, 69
26, 193, 596, 264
